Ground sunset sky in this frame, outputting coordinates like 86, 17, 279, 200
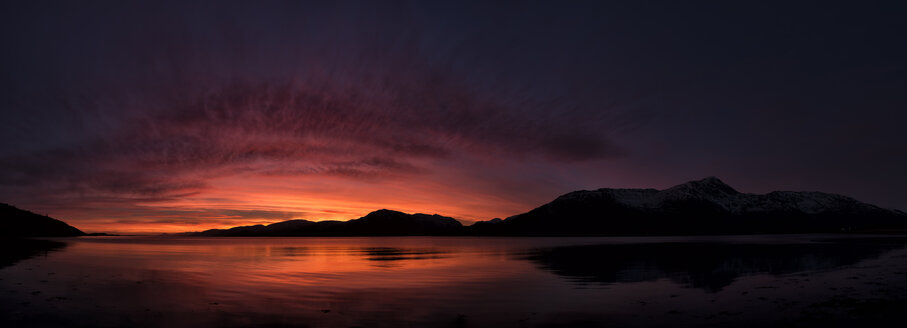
1, 1, 905, 233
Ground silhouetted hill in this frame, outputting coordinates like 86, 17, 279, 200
189, 177, 907, 237
0, 203, 85, 237
192, 209, 463, 236
469, 177, 907, 236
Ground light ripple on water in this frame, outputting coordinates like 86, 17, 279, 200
2, 235, 907, 327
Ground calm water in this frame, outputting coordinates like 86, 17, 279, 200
3, 235, 907, 327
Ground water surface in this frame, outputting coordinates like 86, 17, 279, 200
3, 235, 907, 327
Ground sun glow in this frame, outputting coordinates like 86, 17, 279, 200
56, 173, 534, 234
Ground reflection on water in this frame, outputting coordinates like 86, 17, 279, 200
0, 239, 68, 269
525, 239, 907, 291
360, 247, 449, 261
1, 235, 907, 327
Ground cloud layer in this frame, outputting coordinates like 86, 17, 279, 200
0, 1, 640, 232
2, 1, 906, 232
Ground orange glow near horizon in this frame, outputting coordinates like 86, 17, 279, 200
50, 172, 541, 234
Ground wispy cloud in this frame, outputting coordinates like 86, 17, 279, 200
0, 1, 649, 232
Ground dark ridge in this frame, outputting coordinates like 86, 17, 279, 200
191, 209, 463, 236
0, 203, 85, 237
188, 177, 907, 237
467, 177, 907, 236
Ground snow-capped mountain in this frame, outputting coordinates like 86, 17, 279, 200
470, 177, 907, 235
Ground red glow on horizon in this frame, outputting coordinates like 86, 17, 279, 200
50, 173, 540, 234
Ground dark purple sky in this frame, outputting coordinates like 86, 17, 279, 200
1, 1, 905, 233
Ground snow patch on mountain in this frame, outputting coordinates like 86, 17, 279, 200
553, 177, 895, 216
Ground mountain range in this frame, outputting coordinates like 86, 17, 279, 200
191, 177, 907, 236
3, 177, 905, 237
193, 209, 463, 236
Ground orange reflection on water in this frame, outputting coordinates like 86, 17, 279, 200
3, 237, 565, 327
62, 237, 529, 293
8, 236, 906, 327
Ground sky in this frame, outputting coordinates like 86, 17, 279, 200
1, 1, 905, 234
